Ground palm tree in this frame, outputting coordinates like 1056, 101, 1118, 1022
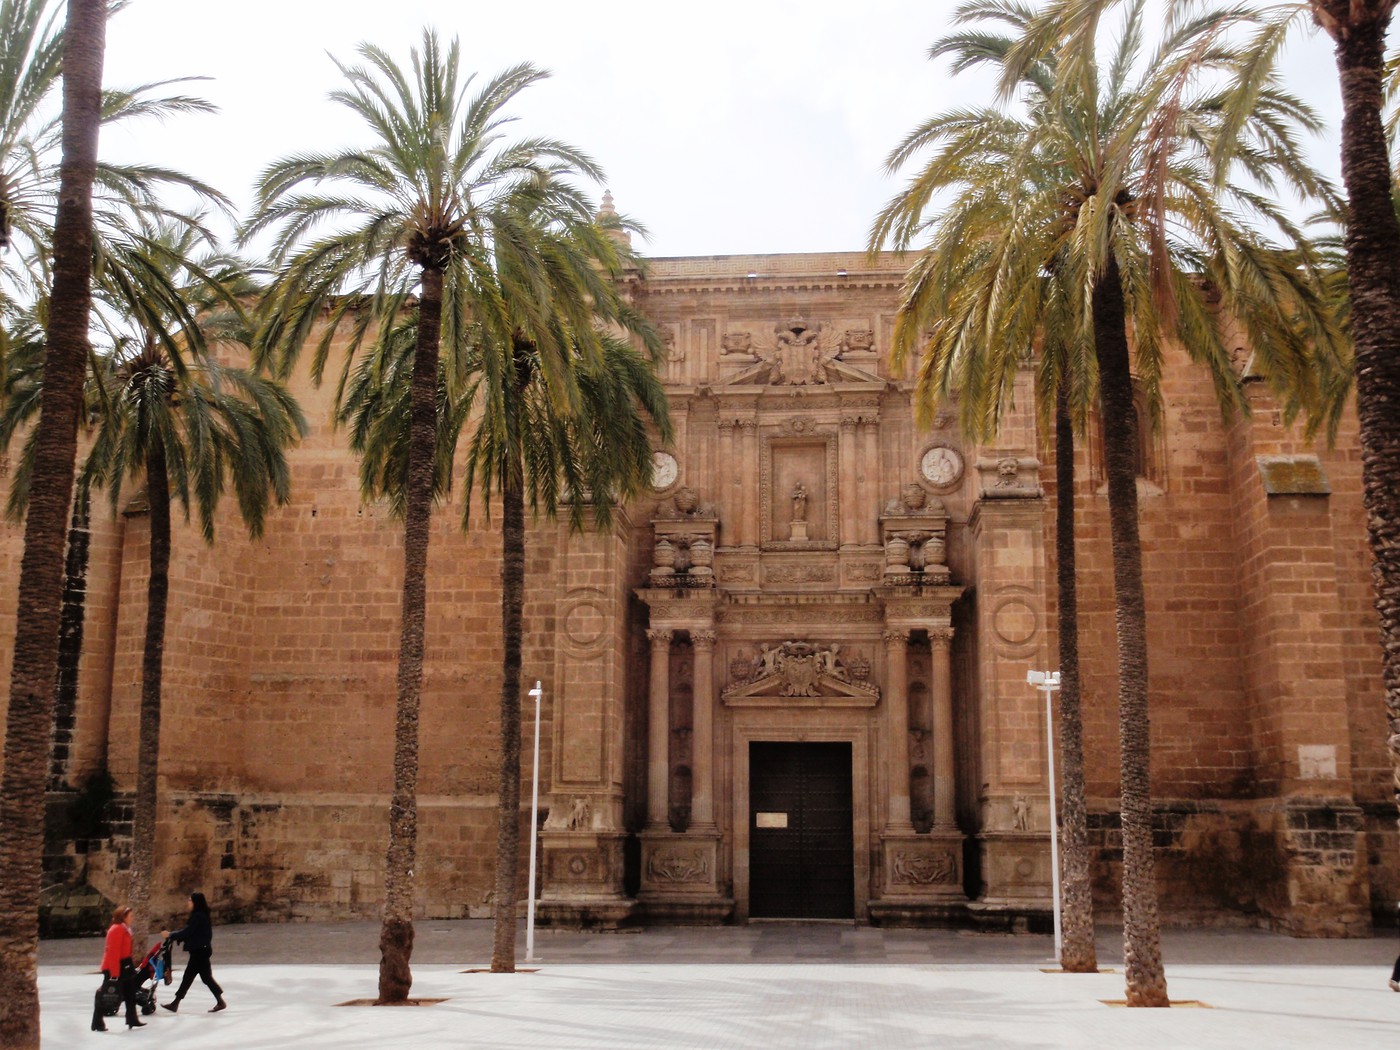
342, 253, 670, 974
1251, 0, 1400, 840
243, 31, 648, 1001
1012, 0, 1400, 857
465, 210, 668, 973
1052, 372, 1098, 973
873, 0, 1348, 1005
0, 2, 107, 1044
3, 229, 306, 952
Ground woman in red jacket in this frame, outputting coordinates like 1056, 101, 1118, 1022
90, 905, 144, 1031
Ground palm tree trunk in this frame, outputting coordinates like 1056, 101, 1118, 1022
1326, 5, 1400, 835
52, 480, 94, 789
0, 4, 106, 1046
1055, 380, 1097, 973
1093, 255, 1167, 1007
377, 267, 443, 1004
490, 435, 527, 972
128, 441, 171, 949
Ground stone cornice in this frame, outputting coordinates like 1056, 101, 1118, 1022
636, 251, 906, 296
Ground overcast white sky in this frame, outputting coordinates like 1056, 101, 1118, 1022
97, 0, 1344, 259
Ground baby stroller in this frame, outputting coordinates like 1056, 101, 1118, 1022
99, 938, 174, 1017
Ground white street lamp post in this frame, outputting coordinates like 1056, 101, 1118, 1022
1027, 669, 1062, 966
526, 680, 543, 963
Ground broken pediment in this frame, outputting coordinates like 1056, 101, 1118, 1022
723, 319, 884, 387
721, 640, 880, 707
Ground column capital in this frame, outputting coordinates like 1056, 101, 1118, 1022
883, 627, 910, 647
647, 628, 674, 648
691, 630, 718, 651
928, 626, 955, 648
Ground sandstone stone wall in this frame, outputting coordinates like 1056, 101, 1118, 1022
3, 250, 1393, 933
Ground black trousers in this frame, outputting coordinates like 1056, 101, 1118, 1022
173, 947, 222, 1002
91, 965, 137, 1028
1391, 954, 1400, 982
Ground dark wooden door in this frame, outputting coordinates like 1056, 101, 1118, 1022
748, 741, 854, 919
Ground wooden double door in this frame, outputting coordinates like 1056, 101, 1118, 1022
748, 741, 855, 919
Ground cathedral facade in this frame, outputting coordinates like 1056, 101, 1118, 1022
3, 250, 1392, 934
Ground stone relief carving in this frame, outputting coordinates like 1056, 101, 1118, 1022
662, 325, 683, 363
718, 563, 757, 583
721, 331, 754, 356
891, 849, 958, 885
845, 562, 882, 582
654, 487, 717, 519
764, 564, 835, 584
717, 607, 883, 625
976, 455, 1042, 498
724, 318, 884, 386
839, 328, 875, 355
724, 640, 878, 700
647, 847, 710, 883
544, 797, 595, 831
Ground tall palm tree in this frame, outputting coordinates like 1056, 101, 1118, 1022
873, 0, 1348, 1005
243, 31, 642, 1001
342, 257, 670, 974
1051, 371, 1098, 973
6, 227, 305, 948
0, 2, 107, 1045
1014, 0, 1400, 854
465, 211, 668, 974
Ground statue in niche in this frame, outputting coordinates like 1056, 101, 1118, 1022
791, 482, 808, 522
1012, 794, 1030, 831
567, 797, 592, 830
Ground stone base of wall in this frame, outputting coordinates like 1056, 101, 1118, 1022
1087, 797, 1372, 936
45, 789, 502, 929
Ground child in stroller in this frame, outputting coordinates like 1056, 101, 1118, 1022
99, 938, 174, 1017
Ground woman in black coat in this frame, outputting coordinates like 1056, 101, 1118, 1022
160, 891, 226, 1013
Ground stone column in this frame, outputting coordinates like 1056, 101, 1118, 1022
646, 629, 673, 829
690, 631, 717, 829
930, 627, 957, 829
883, 628, 913, 831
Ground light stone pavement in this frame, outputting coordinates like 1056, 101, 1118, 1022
38, 921, 1400, 1049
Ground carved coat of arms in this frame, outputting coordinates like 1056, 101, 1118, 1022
723, 319, 881, 387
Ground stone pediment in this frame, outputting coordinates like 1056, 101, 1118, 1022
723, 319, 884, 387
721, 640, 880, 708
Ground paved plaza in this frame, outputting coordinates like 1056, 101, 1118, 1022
36, 921, 1399, 1048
